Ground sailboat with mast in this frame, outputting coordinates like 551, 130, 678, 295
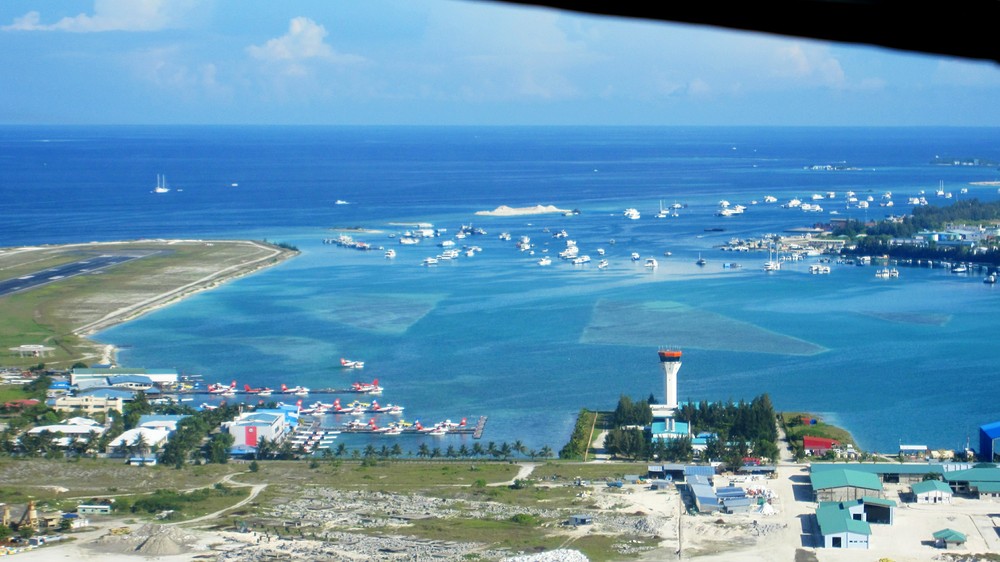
154, 174, 170, 194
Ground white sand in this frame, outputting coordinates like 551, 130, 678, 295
475, 204, 572, 216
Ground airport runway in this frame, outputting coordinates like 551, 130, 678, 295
0, 254, 147, 297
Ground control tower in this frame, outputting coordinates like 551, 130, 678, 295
657, 348, 682, 409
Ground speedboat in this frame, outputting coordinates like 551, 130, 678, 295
644, 258, 657, 269
630, 252, 640, 261
422, 257, 438, 266
696, 255, 707, 266
537, 256, 552, 266
384, 249, 396, 259
598, 259, 609, 269
572, 255, 591, 265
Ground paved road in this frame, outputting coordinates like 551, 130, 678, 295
0, 254, 146, 296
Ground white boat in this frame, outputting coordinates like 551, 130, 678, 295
951, 264, 968, 274
644, 258, 658, 269
384, 249, 396, 259
596, 248, 605, 256
598, 259, 609, 269
572, 255, 591, 265
537, 256, 552, 266
984, 274, 997, 284
154, 174, 170, 193
623, 208, 640, 220
696, 254, 707, 266
630, 252, 640, 261
422, 257, 438, 266
399, 237, 420, 245
655, 200, 669, 218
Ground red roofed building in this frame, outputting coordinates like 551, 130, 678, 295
804, 436, 840, 456
3, 399, 40, 409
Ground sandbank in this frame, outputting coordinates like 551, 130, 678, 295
475, 204, 572, 216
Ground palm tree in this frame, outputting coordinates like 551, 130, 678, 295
539, 445, 553, 459
471, 443, 485, 458
512, 440, 526, 458
417, 443, 430, 458
335, 443, 347, 457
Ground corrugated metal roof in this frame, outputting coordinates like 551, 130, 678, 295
811, 469, 883, 492
980, 421, 1000, 439
911, 480, 953, 495
944, 467, 1000, 483
861, 496, 896, 507
932, 528, 967, 543
816, 503, 872, 536
684, 465, 716, 477
811, 462, 963, 476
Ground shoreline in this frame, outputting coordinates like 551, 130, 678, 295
74, 240, 296, 338
0, 239, 297, 367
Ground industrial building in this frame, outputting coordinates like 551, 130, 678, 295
979, 421, 1000, 462
911, 480, 953, 504
816, 501, 871, 549
70, 367, 178, 386
811, 469, 884, 502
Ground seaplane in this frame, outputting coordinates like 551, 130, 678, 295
367, 418, 392, 433
340, 358, 365, 369
342, 419, 369, 430
243, 384, 273, 396
280, 383, 310, 396
300, 401, 332, 415
207, 381, 237, 394
332, 398, 365, 415
351, 379, 383, 395
367, 400, 404, 415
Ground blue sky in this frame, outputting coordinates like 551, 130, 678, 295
2, 0, 999, 126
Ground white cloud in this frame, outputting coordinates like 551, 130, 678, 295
2, 0, 195, 32
128, 46, 231, 100
247, 17, 365, 65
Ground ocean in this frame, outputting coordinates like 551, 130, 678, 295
2, 125, 999, 454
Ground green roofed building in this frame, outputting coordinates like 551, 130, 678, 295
811, 469, 884, 502
911, 479, 954, 504
942, 466, 1000, 499
816, 502, 871, 549
932, 528, 967, 549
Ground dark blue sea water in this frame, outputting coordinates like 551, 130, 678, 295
3, 126, 999, 454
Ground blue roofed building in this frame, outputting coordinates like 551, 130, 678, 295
979, 421, 1000, 462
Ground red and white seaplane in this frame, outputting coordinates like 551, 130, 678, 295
340, 358, 365, 369
351, 379, 383, 395
367, 400, 404, 415
208, 381, 237, 396
243, 384, 273, 397
280, 383, 310, 396
332, 398, 366, 415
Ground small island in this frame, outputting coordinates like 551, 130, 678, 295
474, 204, 572, 216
